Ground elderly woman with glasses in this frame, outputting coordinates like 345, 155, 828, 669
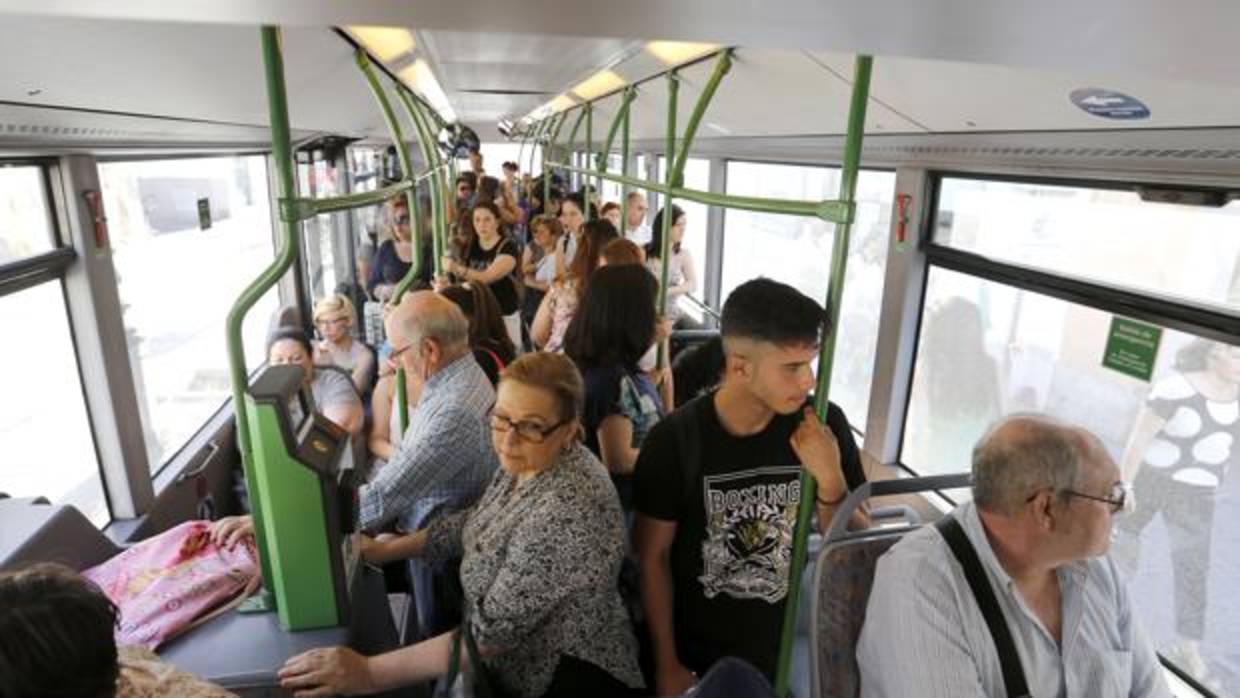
279, 352, 644, 698
312, 293, 375, 395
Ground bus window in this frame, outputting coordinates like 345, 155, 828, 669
903, 266, 1240, 690
721, 161, 895, 431
937, 176, 1240, 313
0, 281, 108, 525
99, 155, 278, 474
0, 165, 56, 263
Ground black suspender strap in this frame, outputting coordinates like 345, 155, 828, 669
934, 516, 1031, 698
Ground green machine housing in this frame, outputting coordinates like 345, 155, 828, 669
245, 364, 359, 631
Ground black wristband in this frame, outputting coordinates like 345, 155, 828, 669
816, 491, 846, 507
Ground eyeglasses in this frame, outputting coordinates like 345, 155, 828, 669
316, 316, 348, 327
394, 214, 411, 226
489, 412, 569, 444
1028, 481, 1131, 514
388, 341, 416, 362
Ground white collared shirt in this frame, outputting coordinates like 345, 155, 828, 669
857, 501, 1171, 698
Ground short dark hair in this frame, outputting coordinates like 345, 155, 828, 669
562, 191, 598, 220
0, 563, 121, 698
600, 201, 620, 216
502, 161, 519, 172
268, 327, 312, 356
564, 264, 658, 369
720, 277, 829, 347
673, 335, 726, 406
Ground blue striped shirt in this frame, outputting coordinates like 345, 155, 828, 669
857, 501, 1171, 698
358, 354, 497, 532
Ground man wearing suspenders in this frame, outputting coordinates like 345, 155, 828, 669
857, 415, 1171, 698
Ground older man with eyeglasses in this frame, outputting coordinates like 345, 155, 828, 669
857, 414, 1171, 698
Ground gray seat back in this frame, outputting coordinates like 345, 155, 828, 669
809, 474, 970, 698
0, 500, 121, 572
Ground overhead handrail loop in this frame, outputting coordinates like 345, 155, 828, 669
773, 54, 874, 698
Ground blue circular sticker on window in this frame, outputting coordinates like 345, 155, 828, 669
1070, 88, 1151, 120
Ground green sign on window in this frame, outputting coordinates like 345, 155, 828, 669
1102, 316, 1162, 381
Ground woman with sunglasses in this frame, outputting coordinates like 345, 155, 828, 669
366, 197, 415, 303
279, 352, 643, 698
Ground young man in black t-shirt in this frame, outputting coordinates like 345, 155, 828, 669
633, 278, 870, 694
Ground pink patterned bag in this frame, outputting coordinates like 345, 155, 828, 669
83, 520, 261, 649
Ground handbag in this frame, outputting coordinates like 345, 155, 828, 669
82, 520, 261, 649
435, 601, 497, 698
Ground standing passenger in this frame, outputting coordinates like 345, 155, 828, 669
645, 205, 697, 327
633, 278, 868, 691
530, 218, 617, 352
624, 192, 651, 247
857, 415, 1172, 698
438, 282, 517, 386
565, 265, 665, 505
602, 201, 623, 231
443, 202, 523, 354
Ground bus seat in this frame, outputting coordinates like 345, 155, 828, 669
0, 499, 121, 572
809, 474, 970, 698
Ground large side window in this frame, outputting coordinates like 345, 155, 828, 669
99, 155, 278, 474
721, 161, 895, 432
0, 164, 109, 525
905, 176, 1240, 691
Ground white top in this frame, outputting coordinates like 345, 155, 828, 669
535, 250, 558, 285
626, 221, 652, 247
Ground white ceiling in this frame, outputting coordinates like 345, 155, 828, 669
3, 8, 1240, 151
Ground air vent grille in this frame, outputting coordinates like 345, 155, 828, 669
862, 143, 1240, 161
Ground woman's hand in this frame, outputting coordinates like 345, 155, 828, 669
655, 660, 697, 697
789, 407, 846, 502
208, 515, 255, 549
278, 646, 376, 697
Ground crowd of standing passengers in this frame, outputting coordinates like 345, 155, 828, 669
0, 151, 1174, 698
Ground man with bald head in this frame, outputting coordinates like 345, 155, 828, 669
857, 415, 1171, 697
357, 291, 498, 534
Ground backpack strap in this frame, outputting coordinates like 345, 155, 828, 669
934, 516, 1030, 698
670, 395, 705, 512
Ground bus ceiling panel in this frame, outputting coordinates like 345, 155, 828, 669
9, 1, 1240, 89
811, 51, 1240, 133
0, 16, 400, 144
618, 49, 922, 142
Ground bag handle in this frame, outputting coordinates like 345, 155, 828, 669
934, 516, 1030, 698
442, 602, 494, 698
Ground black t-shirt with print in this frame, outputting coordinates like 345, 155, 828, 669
632, 391, 866, 679
466, 235, 520, 315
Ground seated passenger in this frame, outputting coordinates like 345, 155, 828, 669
356, 292, 499, 533
268, 329, 363, 436
438, 281, 517, 385
856, 415, 1172, 698
634, 277, 869, 693
312, 293, 375, 395
279, 353, 644, 698
368, 371, 421, 466
565, 265, 665, 488
0, 563, 235, 697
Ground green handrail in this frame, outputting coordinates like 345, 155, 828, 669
669, 51, 733, 189
547, 163, 854, 224
354, 50, 421, 293
583, 102, 593, 221
597, 89, 636, 174
619, 86, 634, 233
655, 72, 680, 370
772, 54, 873, 698
226, 25, 301, 597
563, 108, 588, 194
280, 166, 449, 222
398, 86, 449, 281
543, 111, 568, 208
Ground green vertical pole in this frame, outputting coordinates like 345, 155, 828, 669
773, 54, 873, 698
354, 51, 422, 297
620, 88, 633, 234
584, 102, 593, 221
656, 73, 679, 369
226, 25, 303, 598
544, 112, 567, 210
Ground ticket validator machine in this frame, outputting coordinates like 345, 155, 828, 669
243, 364, 359, 630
